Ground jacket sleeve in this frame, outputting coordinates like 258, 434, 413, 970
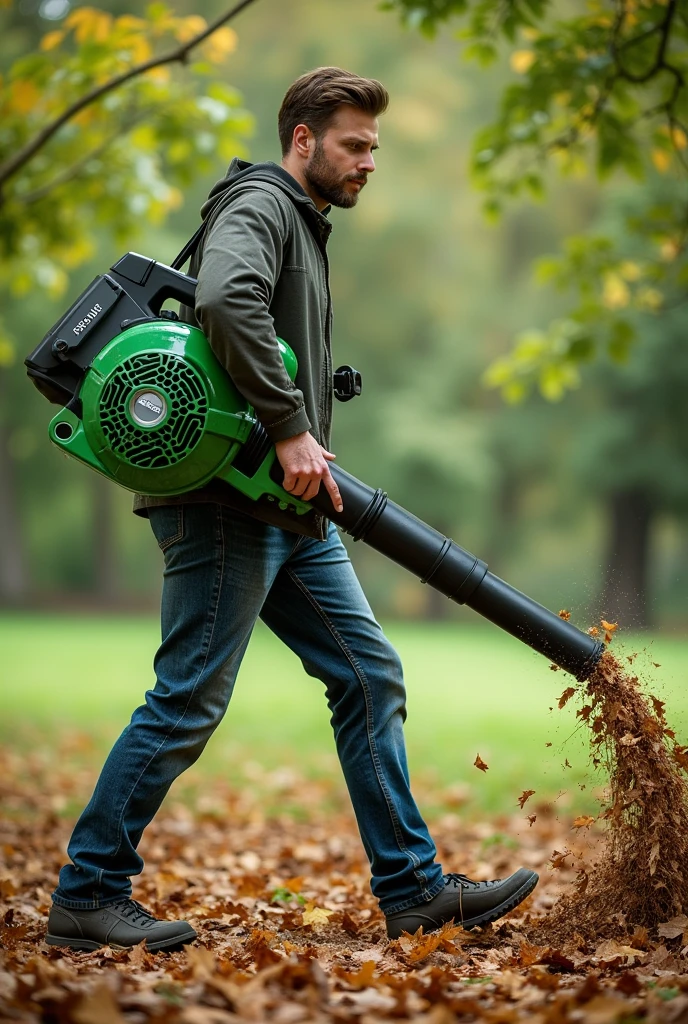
194, 188, 312, 443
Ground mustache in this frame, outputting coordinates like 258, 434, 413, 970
348, 175, 367, 185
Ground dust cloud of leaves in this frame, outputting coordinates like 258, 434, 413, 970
2, 740, 688, 1023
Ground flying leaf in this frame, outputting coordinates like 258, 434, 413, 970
474, 754, 489, 772
558, 609, 571, 620
526, 814, 537, 827
558, 687, 576, 709
572, 815, 595, 829
517, 789, 536, 809
549, 849, 570, 870
600, 620, 618, 633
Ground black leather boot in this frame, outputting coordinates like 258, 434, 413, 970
385, 868, 538, 939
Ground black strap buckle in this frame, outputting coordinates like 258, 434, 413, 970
333, 364, 362, 402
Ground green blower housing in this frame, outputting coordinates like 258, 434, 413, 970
48, 318, 311, 515
26, 251, 604, 682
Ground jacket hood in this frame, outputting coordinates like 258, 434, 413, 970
201, 158, 332, 248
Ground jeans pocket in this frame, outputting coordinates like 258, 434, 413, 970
149, 506, 185, 552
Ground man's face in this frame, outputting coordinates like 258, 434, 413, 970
304, 105, 379, 209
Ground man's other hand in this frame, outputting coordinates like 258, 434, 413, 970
275, 432, 343, 512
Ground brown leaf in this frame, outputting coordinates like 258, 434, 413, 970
526, 814, 537, 827
549, 849, 571, 870
572, 815, 595, 829
474, 754, 489, 772
650, 696, 666, 719
336, 959, 378, 988
339, 911, 360, 934
649, 840, 661, 876
673, 745, 688, 771
558, 686, 577, 709
593, 939, 647, 965
600, 620, 618, 633
517, 789, 536, 809
579, 994, 634, 1024
615, 971, 643, 995
72, 984, 126, 1024
657, 914, 688, 939
516, 939, 545, 967
126, 941, 155, 969
558, 609, 571, 620
186, 945, 221, 982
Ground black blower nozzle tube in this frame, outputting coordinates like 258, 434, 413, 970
306, 464, 603, 682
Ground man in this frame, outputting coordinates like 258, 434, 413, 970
46, 68, 538, 952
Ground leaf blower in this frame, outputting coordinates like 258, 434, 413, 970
26, 250, 604, 681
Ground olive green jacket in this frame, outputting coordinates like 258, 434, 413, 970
133, 159, 334, 539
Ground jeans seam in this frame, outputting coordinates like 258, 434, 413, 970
284, 567, 423, 879
157, 506, 184, 552
111, 505, 226, 861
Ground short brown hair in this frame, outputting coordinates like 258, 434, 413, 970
278, 67, 389, 156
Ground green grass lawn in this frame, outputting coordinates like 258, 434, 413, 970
1, 613, 686, 814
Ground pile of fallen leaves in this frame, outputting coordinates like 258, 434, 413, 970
541, 625, 688, 945
3, 727, 688, 1024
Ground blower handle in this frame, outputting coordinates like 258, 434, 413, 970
109, 253, 197, 315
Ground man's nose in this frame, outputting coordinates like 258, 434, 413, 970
359, 151, 376, 173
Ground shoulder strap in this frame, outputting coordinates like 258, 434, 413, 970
170, 178, 302, 272
170, 221, 207, 272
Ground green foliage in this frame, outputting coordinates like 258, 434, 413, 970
0, 3, 253, 338
271, 886, 306, 905
385, 0, 688, 399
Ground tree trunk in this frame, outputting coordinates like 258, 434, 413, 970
0, 370, 29, 604
601, 488, 654, 630
92, 473, 118, 603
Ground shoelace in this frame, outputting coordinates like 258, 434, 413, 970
444, 873, 483, 891
112, 898, 157, 925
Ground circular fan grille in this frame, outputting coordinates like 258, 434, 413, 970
100, 352, 208, 468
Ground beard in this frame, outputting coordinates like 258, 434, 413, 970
304, 139, 366, 209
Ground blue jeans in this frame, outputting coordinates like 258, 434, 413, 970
53, 504, 445, 914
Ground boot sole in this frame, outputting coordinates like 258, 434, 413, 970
45, 928, 197, 952
386, 871, 538, 939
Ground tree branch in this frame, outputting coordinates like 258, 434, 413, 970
612, 0, 679, 84
0, 0, 260, 192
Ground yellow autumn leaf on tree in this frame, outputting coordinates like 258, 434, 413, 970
202, 26, 238, 63
510, 50, 536, 74
602, 272, 630, 309
619, 261, 641, 281
40, 30, 64, 51
302, 903, 333, 927
10, 80, 39, 115
670, 126, 687, 150
652, 149, 671, 173
176, 15, 207, 43
115, 14, 146, 32
66, 7, 112, 44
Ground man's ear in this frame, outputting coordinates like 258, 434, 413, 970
292, 124, 313, 159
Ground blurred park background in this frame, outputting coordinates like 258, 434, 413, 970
1, 0, 687, 814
